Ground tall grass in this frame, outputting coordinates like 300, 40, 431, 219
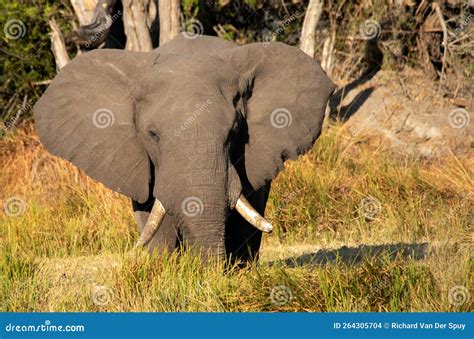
1, 123, 472, 311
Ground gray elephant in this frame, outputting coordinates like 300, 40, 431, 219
34, 34, 335, 262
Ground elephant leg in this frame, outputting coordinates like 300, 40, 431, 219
225, 182, 272, 263
131, 199, 180, 254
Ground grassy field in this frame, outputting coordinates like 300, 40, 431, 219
1, 123, 472, 312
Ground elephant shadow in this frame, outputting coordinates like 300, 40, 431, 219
328, 40, 383, 122
268, 242, 429, 267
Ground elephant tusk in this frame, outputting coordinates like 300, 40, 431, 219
235, 195, 273, 233
135, 199, 166, 247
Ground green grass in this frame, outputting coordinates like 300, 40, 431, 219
1, 124, 472, 311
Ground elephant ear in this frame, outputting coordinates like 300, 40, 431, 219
34, 49, 158, 203
220, 42, 336, 190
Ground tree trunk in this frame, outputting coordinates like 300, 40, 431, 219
122, 0, 153, 51
321, 30, 336, 76
70, 0, 99, 25
48, 18, 70, 70
299, 0, 323, 58
159, 0, 180, 45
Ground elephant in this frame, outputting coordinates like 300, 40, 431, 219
34, 33, 336, 263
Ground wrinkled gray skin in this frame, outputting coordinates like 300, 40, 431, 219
34, 34, 335, 262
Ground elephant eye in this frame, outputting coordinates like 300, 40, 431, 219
148, 129, 160, 143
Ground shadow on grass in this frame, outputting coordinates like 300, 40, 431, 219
268, 242, 429, 268
328, 39, 384, 122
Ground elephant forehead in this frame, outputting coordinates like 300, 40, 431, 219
175, 98, 235, 125
138, 89, 237, 132
139, 61, 240, 106
152, 53, 235, 82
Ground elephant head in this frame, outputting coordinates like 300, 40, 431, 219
34, 34, 335, 259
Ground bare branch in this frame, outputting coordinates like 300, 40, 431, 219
48, 18, 70, 70
159, 0, 180, 45
434, 2, 448, 90
299, 0, 323, 57
123, 0, 153, 51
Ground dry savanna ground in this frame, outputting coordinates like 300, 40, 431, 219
1, 121, 472, 312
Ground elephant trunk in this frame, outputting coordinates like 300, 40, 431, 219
178, 172, 231, 258
153, 133, 241, 257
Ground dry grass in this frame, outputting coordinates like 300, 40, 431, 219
1, 123, 472, 312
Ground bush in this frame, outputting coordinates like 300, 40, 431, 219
0, 0, 72, 128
